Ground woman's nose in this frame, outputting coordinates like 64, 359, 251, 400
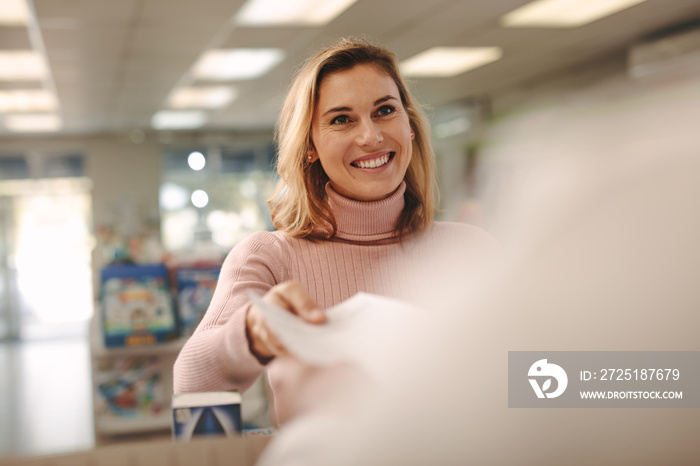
356, 119, 383, 146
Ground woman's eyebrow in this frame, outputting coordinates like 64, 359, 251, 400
322, 106, 351, 117
321, 95, 400, 117
374, 95, 398, 106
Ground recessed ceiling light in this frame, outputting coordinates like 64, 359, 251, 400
168, 86, 237, 109
0, 0, 30, 25
188, 151, 206, 171
400, 47, 503, 77
0, 51, 47, 81
0, 90, 57, 112
191, 189, 209, 208
151, 110, 208, 130
235, 0, 357, 26
501, 0, 648, 28
192, 49, 285, 81
5, 114, 62, 132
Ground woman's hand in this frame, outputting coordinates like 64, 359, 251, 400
246, 280, 326, 363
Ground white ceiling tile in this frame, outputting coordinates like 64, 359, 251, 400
138, 0, 246, 20
33, 0, 140, 21
0, 26, 32, 49
42, 26, 130, 59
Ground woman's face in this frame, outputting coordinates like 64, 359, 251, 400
310, 64, 413, 202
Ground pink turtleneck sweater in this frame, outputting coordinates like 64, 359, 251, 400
173, 182, 495, 423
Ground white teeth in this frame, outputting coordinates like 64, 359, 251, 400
355, 154, 390, 169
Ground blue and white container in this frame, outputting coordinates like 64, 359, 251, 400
172, 391, 242, 441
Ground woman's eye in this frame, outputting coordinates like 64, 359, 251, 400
330, 115, 350, 125
376, 105, 395, 116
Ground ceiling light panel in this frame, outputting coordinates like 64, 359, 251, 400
0, 51, 48, 80
192, 49, 285, 81
0, 90, 58, 112
235, 0, 357, 26
400, 47, 503, 77
168, 86, 238, 109
5, 114, 62, 132
501, 0, 648, 28
0, 0, 30, 25
151, 110, 208, 130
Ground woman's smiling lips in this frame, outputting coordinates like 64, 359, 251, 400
350, 151, 394, 169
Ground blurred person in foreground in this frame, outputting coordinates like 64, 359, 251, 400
257, 141, 700, 464
173, 37, 497, 425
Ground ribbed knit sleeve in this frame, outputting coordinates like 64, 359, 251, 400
173, 231, 289, 394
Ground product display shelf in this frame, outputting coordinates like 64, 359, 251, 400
89, 311, 187, 444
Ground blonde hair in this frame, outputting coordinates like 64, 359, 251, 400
268, 37, 436, 240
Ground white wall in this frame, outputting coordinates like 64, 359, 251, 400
87, 138, 162, 238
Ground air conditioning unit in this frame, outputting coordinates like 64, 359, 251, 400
628, 23, 700, 78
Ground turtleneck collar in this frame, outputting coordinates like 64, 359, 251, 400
324, 181, 406, 242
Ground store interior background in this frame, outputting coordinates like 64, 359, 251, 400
1, 0, 699, 459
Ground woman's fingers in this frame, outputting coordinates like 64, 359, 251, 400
265, 280, 327, 324
247, 303, 287, 360
246, 281, 326, 362
256, 320, 288, 357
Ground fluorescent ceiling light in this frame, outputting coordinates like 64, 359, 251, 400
192, 49, 285, 81
235, 0, 357, 26
0, 0, 30, 25
0, 90, 57, 112
400, 47, 503, 77
0, 51, 47, 80
168, 86, 237, 109
501, 0, 648, 28
5, 114, 62, 132
151, 110, 208, 130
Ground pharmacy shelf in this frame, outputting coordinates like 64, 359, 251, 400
89, 313, 185, 443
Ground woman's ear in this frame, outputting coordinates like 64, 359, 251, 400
307, 143, 319, 163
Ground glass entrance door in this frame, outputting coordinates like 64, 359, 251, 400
0, 178, 94, 340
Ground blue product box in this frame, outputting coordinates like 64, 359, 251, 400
175, 267, 220, 337
100, 263, 178, 347
172, 391, 242, 441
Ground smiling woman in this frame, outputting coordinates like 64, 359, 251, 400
270, 37, 436, 240
173, 37, 499, 426
310, 64, 414, 202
